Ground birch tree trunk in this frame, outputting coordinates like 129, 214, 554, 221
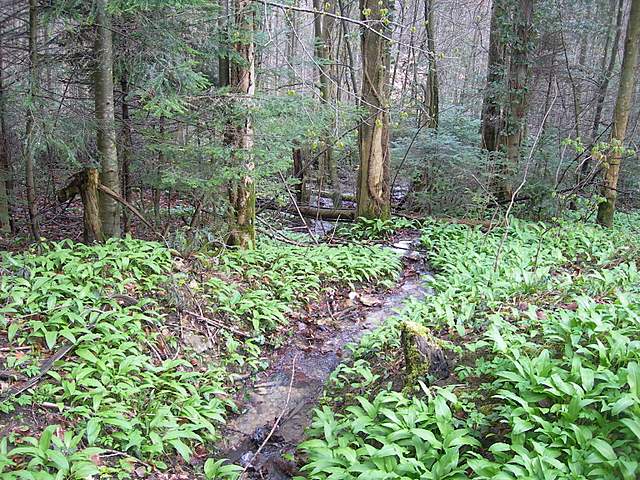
24, 0, 40, 239
94, 0, 121, 238
226, 0, 256, 248
356, 0, 391, 220
597, 0, 640, 227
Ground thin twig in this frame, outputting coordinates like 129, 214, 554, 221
493, 81, 559, 272
184, 310, 250, 338
278, 172, 319, 244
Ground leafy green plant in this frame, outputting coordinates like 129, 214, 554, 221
0, 426, 103, 479
337, 217, 417, 240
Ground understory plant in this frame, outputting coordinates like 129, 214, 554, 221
299, 215, 640, 479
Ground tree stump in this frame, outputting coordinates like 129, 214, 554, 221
58, 168, 103, 243
400, 321, 449, 390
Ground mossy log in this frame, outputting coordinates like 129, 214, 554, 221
400, 321, 449, 389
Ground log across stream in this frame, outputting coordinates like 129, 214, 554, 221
216, 234, 433, 479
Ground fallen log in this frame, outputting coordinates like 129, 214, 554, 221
261, 202, 356, 220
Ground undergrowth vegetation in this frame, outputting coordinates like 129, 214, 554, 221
299, 214, 640, 479
0, 237, 399, 478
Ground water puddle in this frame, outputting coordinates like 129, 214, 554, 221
217, 234, 432, 478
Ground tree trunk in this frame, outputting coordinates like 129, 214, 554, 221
480, 0, 506, 154
501, 0, 534, 201
0, 29, 13, 234
226, 0, 256, 248
25, 0, 40, 240
481, 0, 533, 204
580, 0, 624, 180
423, 0, 439, 129
597, 0, 640, 227
356, 0, 391, 220
218, 0, 230, 88
313, 0, 342, 208
94, 0, 121, 238
120, 72, 132, 233
292, 147, 310, 204
590, 0, 624, 143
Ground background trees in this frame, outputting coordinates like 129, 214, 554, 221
0, 0, 639, 247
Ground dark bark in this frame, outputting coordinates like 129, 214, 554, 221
423, 0, 439, 129
25, 0, 40, 239
0, 29, 13, 234
120, 72, 132, 233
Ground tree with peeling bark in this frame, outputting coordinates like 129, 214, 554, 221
597, 0, 640, 227
94, 0, 121, 238
356, 0, 392, 220
226, 0, 256, 248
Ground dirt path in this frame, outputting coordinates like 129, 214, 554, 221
216, 234, 432, 479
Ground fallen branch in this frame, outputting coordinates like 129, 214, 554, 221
184, 310, 250, 339
0, 340, 77, 403
97, 184, 158, 235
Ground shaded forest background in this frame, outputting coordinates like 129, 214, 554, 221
0, 0, 639, 247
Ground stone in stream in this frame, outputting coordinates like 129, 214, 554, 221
400, 320, 449, 389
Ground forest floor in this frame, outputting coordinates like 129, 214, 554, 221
1, 213, 640, 479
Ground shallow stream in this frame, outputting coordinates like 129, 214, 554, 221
217, 235, 432, 478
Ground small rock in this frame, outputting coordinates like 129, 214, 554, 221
183, 332, 209, 353
359, 294, 381, 307
240, 451, 255, 467
134, 466, 146, 477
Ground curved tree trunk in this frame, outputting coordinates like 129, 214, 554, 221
597, 0, 640, 226
226, 0, 256, 248
95, 0, 121, 238
356, 0, 391, 220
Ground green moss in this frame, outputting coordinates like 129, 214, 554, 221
401, 320, 432, 391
